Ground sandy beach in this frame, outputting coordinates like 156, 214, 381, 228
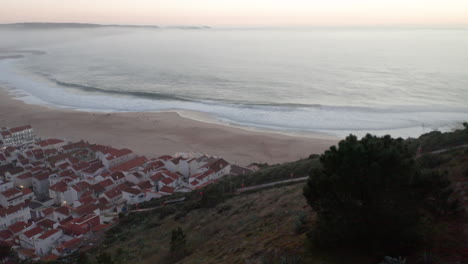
0, 87, 338, 165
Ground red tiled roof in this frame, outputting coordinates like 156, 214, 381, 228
158, 155, 172, 161
201, 158, 230, 172
49, 181, 68, 193
17, 172, 32, 180
34, 172, 49, 181
37, 218, 56, 229
150, 172, 165, 182
7, 166, 25, 175
161, 177, 175, 185
22, 187, 33, 195
120, 187, 142, 195
137, 180, 153, 190
190, 180, 200, 186
109, 171, 126, 181
10, 125, 32, 133
42, 207, 54, 216
56, 237, 81, 253
98, 178, 114, 188
78, 195, 96, 205
110, 156, 147, 173
0, 203, 28, 217
7, 221, 32, 234
73, 203, 98, 217
159, 185, 175, 194
23, 226, 43, 238
0, 229, 12, 240
1, 188, 22, 198
55, 206, 70, 216
38, 229, 60, 240
104, 188, 122, 199
36, 139, 64, 147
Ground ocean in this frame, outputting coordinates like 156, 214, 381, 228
0, 26, 467, 138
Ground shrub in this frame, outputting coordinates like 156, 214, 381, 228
304, 134, 454, 253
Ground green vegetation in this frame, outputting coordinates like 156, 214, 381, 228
303, 134, 460, 257
418, 122, 468, 152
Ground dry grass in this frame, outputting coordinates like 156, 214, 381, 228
101, 183, 312, 264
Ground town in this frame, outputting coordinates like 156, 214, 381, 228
0, 125, 253, 261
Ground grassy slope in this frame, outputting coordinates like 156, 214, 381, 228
98, 183, 313, 264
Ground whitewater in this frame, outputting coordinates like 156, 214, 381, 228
0, 27, 467, 138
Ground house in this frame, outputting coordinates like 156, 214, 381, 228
7, 221, 33, 236
159, 185, 175, 195
109, 156, 148, 173
35, 139, 67, 150
35, 229, 63, 256
15, 171, 33, 188
49, 181, 69, 205
120, 187, 144, 205
19, 226, 43, 249
62, 214, 100, 236
4, 166, 25, 182
93, 145, 135, 169
0, 187, 33, 207
109, 171, 126, 185
102, 187, 123, 204
32, 172, 50, 197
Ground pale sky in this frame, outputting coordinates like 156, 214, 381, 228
1, 0, 467, 27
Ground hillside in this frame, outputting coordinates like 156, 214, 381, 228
82, 183, 313, 264
64, 126, 468, 264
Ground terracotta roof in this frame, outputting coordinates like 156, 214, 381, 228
38, 229, 60, 240
201, 158, 230, 172
109, 156, 147, 173
120, 187, 142, 195
55, 237, 81, 253
10, 125, 32, 133
37, 218, 56, 229
159, 185, 175, 194
17, 172, 32, 179
49, 181, 68, 192
7, 166, 25, 175
109, 171, 126, 181
0, 229, 12, 240
73, 203, 98, 217
161, 177, 175, 185
150, 172, 165, 182
42, 207, 54, 216
22, 187, 33, 195
7, 221, 32, 234
36, 139, 64, 147
98, 179, 114, 188
34, 172, 49, 181
190, 180, 200, 186
23, 226, 43, 238
78, 195, 96, 205
104, 188, 122, 199
158, 155, 172, 161
0, 203, 28, 217
55, 206, 70, 216
137, 180, 153, 190
1, 188, 22, 198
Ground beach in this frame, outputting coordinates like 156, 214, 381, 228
0, 87, 338, 165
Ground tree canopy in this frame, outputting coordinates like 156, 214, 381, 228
303, 134, 453, 253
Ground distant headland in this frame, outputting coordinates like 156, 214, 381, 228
0, 22, 211, 30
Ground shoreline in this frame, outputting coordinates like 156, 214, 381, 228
0, 87, 338, 165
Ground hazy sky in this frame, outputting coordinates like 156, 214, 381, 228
1, 0, 467, 27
